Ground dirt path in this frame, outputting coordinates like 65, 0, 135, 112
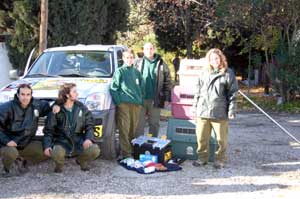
0, 112, 300, 199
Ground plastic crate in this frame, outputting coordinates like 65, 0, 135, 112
171, 85, 194, 104
167, 118, 217, 162
177, 58, 206, 89
178, 74, 199, 91
171, 86, 195, 119
171, 102, 194, 120
171, 141, 198, 160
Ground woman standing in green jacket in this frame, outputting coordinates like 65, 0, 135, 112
193, 48, 238, 169
110, 49, 144, 159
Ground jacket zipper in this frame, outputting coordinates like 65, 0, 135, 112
62, 109, 75, 156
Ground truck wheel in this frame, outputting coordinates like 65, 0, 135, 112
100, 110, 119, 160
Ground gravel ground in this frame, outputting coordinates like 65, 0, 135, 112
1, 112, 300, 199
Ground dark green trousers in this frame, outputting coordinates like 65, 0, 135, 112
136, 99, 160, 137
51, 144, 100, 168
117, 103, 141, 157
0, 141, 47, 171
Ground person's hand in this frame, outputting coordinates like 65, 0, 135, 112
83, 139, 93, 150
52, 105, 60, 114
44, 148, 52, 157
6, 141, 17, 147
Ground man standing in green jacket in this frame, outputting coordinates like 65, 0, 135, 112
135, 42, 172, 137
110, 49, 144, 159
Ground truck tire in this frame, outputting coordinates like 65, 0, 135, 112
100, 109, 119, 160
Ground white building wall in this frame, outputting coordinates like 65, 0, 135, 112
0, 42, 13, 88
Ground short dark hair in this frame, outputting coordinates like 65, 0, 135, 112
122, 48, 135, 57
17, 84, 32, 95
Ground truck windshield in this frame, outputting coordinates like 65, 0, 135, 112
26, 51, 113, 77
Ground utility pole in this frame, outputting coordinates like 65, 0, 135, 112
39, 0, 48, 54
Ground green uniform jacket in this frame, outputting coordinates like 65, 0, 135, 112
0, 95, 50, 149
193, 68, 239, 120
110, 64, 144, 106
135, 54, 172, 108
43, 101, 94, 154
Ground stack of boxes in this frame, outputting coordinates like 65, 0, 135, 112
167, 59, 217, 161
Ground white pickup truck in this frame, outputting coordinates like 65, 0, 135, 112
0, 44, 127, 159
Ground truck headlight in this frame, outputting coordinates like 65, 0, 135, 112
85, 92, 111, 111
0, 94, 11, 104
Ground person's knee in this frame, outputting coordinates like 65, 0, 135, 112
1, 146, 19, 160
85, 144, 100, 159
52, 145, 66, 160
81, 144, 100, 160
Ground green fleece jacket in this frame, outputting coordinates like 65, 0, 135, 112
142, 55, 158, 99
110, 64, 144, 106
135, 54, 172, 108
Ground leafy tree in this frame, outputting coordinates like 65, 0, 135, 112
0, 0, 129, 69
48, 0, 129, 46
105, 0, 129, 43
1, 0, 40, 70
148, 0, 216, 57
270, 37, 300, 102
0, 0, 14, 33
217, 0, 300, 102
117, 0, 153, 47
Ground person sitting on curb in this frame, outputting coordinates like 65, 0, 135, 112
0, 84, 54, 177
43, 83, 100, 173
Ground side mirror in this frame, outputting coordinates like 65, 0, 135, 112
9, 69, 23, 80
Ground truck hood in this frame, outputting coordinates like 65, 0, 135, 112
0, 78, 112, 99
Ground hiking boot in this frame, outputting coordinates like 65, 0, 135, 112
213, 161, 225, 169
192, 160, 207, 167
1, 167, 13, 178
54, 164, 63, 173
76, 160, 90, 172
116, 154, 124, 161
80, 165, 90, 172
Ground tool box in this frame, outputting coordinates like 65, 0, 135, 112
167, 118, 217, 162
131, 136, 172, 163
